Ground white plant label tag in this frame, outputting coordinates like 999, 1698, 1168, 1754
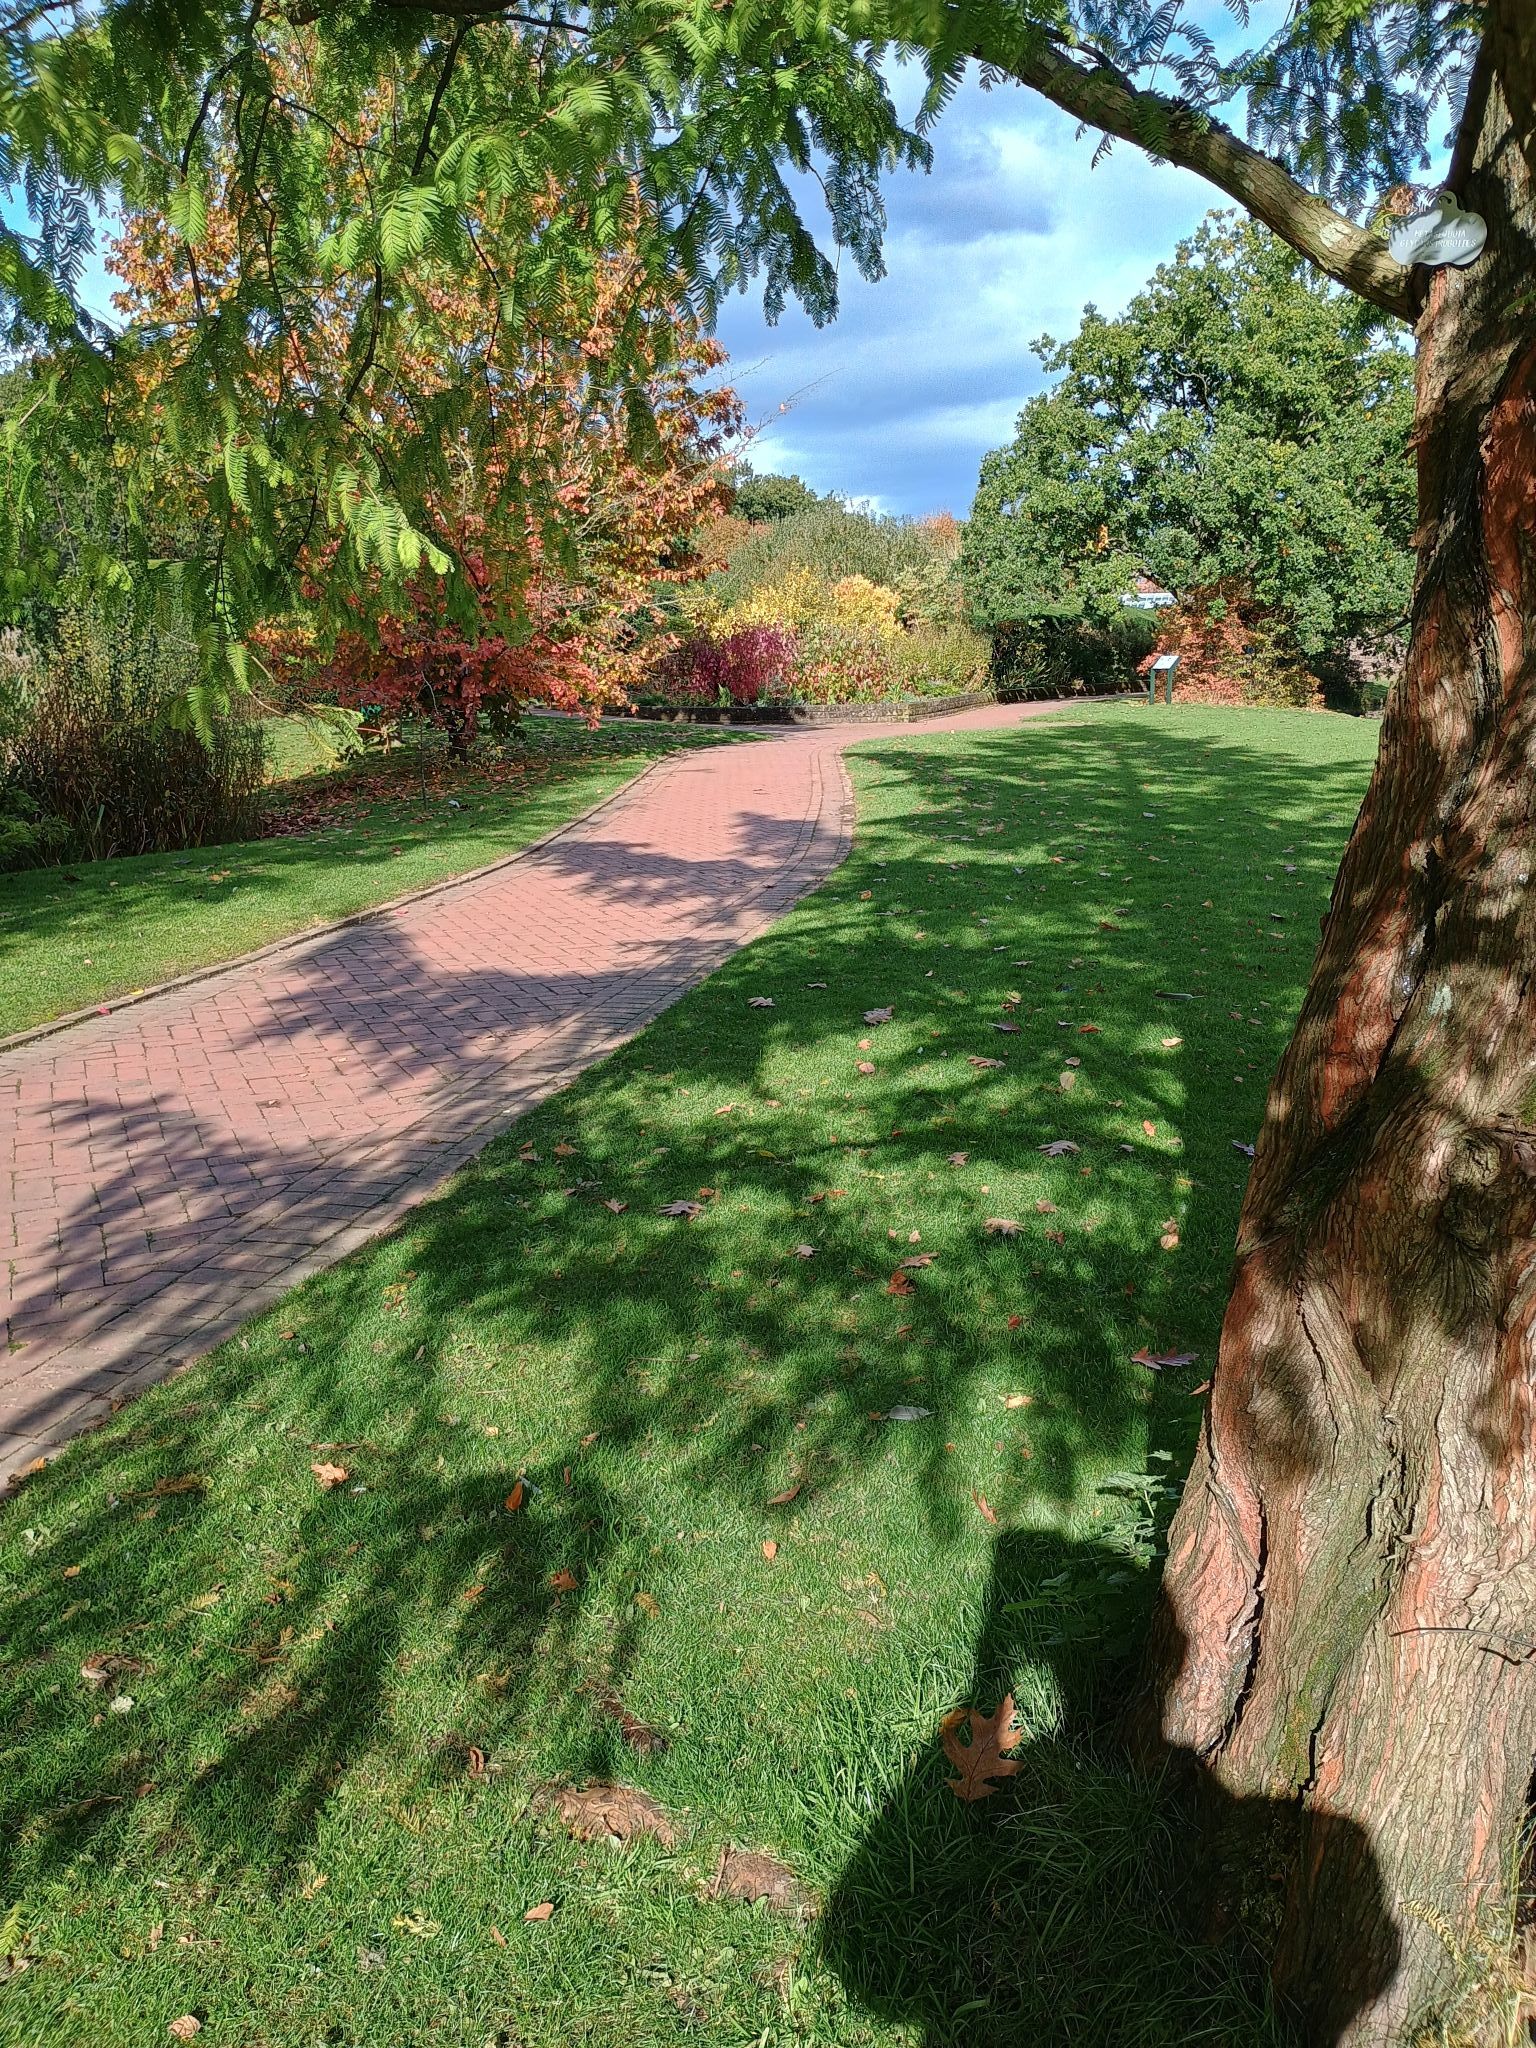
1387, 191, 1488, 270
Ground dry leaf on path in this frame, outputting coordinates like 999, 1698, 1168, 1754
538, 1782, 678, 1849
311, 1462, 349, 1489
941, 1696, 1024, 1802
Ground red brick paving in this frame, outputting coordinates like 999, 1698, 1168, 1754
0, 700, 1072, 1479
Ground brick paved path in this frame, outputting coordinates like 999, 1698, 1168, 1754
0, 700, 1071, 1478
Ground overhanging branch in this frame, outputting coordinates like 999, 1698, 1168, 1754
989, 36, 1418, 323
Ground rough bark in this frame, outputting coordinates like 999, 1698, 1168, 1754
1142, 8, 1536, 2041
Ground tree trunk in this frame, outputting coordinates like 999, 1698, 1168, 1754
1146, 13, 1536, 2042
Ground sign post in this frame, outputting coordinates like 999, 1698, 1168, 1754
1149, 652, 1179, 705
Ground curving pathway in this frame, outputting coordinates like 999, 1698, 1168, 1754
0, 700, 1073, 1480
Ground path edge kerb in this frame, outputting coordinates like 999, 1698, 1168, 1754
0, 751, 690, 1056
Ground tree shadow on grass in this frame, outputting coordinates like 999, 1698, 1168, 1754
819, 1526, 1400, 2048
0, 707, 1388, 2037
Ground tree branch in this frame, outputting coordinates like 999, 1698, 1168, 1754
985, 36, 1417, 323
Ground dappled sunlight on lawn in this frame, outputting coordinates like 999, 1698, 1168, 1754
0, 706, 1380, 2047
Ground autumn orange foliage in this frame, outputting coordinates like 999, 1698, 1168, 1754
108, 40, 742, 738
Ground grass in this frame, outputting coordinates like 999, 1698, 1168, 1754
0, 704, 1382, 2048
0, 719, 726, 1039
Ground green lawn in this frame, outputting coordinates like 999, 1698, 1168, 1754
0, 720, 725, 1039
0, 705, 1381, 2048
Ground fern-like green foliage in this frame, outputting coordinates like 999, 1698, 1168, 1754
0, 0, 1478, 666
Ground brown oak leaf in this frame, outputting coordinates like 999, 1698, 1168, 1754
538, 1781, 677, 1849
311, 1462, 349, 1489
940, 1695, 1024, 1802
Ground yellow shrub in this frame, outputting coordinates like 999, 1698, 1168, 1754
716, 566, 902, 639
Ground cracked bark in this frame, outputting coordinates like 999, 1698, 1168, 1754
1135, 8, 1536, 2039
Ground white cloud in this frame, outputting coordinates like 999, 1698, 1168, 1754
715, 67, 1224, 517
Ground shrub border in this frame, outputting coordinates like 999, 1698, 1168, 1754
625, 689, 997, 726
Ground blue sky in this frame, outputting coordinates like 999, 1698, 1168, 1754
714, 62, 1242, 519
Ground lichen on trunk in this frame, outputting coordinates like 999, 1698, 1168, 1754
1146, 12, 1536, 2041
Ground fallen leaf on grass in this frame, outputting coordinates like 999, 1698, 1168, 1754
392, 1910, 440, 1938
466, 1745, 492, 1781
549, 1569, 579, 1593
168, 2021, 202, 2042
748, 997, 776, 1009
947, 1151, 969, 1167
489, 1926, 507, 1948
992, 1022, 1021, 1034
553, 1142, 577, 1158
855, 1060, 876, 1076
1232, 1140, 1256, 1158
766, 1484, 801, 1506
1132, 1348, 1199, 1371
504, 1481, 526, 1513
898, 1253, 935, 1269
792, 1244, 816, 1259
967, 1055, 1005, 1070
659, 1200, 705, 1219
762, 1540, 778, 1561
311, 1462, 349, 1489
806, 981, 828, 989
633, 1591, 660, 1617
1161, 1036, 1183, 1049
1039, 1140, 1080, 1158
538, 1782, 678, 1849
710, 1846, 805, 1914
984, 1218, 1023, 1237
602, 1198, 628, 1214
523, 1902, 556, 1923
1059, 1071, 1077, 1092
885, 1405, 932, 1422
972, 1490, 998, 1525
941, 1696, 1023, 1802
1142, 1120, 1157, 1138
1160, 1230, 1181, 1251
80, 1653, 147, 1689
886, 1271, 915, 1296
863, 1007, 894, 1024
589, 1686, 669, 1755
1004, 1393, 1032, 1409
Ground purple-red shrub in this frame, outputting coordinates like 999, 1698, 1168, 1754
648, 625, 799, 705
